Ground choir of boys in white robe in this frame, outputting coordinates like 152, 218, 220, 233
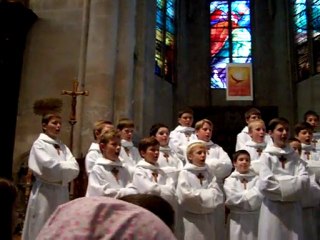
224, 170, 263, 240
176, 162, 224, 240
169, 126, 197, 163
258, 145, 309, 240
22, 133, 79, 240
85, 158, 137, 198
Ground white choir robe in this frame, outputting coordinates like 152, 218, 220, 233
258, 145, 309, 240
85, 158, 137, 198
300, 159, 320, 240
176, 163, 224, 240
84, 142, 102, 175
158, 146, 183, 184
235, 126, 272, 151
300, 143, 320, 161
119, 139, 141, 176
242, 140, 267, 174
169, 125, 197, 163
224, 170, 263, 240
204, 140, 232, 240
22, 133, 80, 240
312, 131, 320, 152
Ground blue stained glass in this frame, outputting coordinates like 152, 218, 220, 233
167, 0, 175, 19
294, 1, 308, 44
166, 17, 175, 34
312, 0, 320, 35
210, 0, 251, 89
157, 0, 164, 9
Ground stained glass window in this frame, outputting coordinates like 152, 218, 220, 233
155, 0, 176, 83
210, 0, 252, 89
293, 0, 320, 80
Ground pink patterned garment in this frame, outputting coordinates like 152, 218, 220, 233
36, 197, 176, 240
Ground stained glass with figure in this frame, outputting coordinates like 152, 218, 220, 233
155, 0, 176, 83
210, 0, 252, 89
293, 0, 320, 80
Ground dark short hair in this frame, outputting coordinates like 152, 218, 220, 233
177, 107, 194, 118
267, 117, 289, 132
149, 123, 169, 137
294, 122, 313, 136
232, 150, 250, 163
303, 110, 319, 121
138, 137, 159, 154
244, 108, 261, 120
117, 118, 134, 130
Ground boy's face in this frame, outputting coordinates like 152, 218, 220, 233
178, 113, 193, 127
296, 129, 313, 144
188, 145, 206, 167
141, 145, 160, 165
234, 153, 250, 174
289, 141, 302, 156
196, 122, 212, 142
155, 127, 169, 146
270, 123, 289, 148
101, 137, 121, 161
249, 122, 266, 143
44, 116, 62, 139
246, 114, 261, 124
120, 127, 134, 141
306, 115, 319, 128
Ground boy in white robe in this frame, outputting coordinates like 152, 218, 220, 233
294, 121, 320, 240
85, 120, 114, 175
176, 140, 224, 240
117, 118, 141, 176
242, 119, 267, 174
304, 110, 320, 151
22, 112, 79, 240
150, 123, 183, 184
195, 118, 232, 240
258, 117, 309, 240
224, 150, 263, 240
169, 108, 197, 163
235, 108, 272, 151
85, 129, 137, 198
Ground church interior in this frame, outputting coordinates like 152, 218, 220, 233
0, 0, 319, 237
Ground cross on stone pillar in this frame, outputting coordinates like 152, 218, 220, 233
62, 79, 89, 151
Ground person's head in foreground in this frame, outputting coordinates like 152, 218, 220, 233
36, 196, 176, 240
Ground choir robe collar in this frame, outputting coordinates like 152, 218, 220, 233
175, 125, 195, 134
136, 160, 165, 174
301, 143, 314, 151
39, 133, 62, 146
264, 144, 294, 156
160, 146, 172, 154
245, 140, 266, 149
183, 162, 208, 171
96, 158, 123, 167
229, 170, 257, 178
204, 140, 214, 148
121, 139, 134, 149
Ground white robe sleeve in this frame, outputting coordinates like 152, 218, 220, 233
206, 148, 233, 180
224, 177, 263, 211
259, 154, 309, 201
132, 168, 175, 196
176, 170, 224, 214
86, 166, 137, 198
29, 141, 79, 185
85, 149, 100, 175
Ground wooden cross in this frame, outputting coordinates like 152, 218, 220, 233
163, 152, 169, 162
185, 132, 191, 141
53, 144, 61, 155
62, 79, 89, 151
124, 147, 130, 156
279, 155, 286, 169
206, 147, 210, 155
152, 171, 158, 182
197, 173, 204, 186
111, 167, 120, 183
241, 178, 248, 189
312, 139, 318, 148
304, 151, 311, 160
256, 148, 263, 156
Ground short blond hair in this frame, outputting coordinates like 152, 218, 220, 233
194, 119, 213, 131
186, 141, 206, 161
248, 119, 265, 132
